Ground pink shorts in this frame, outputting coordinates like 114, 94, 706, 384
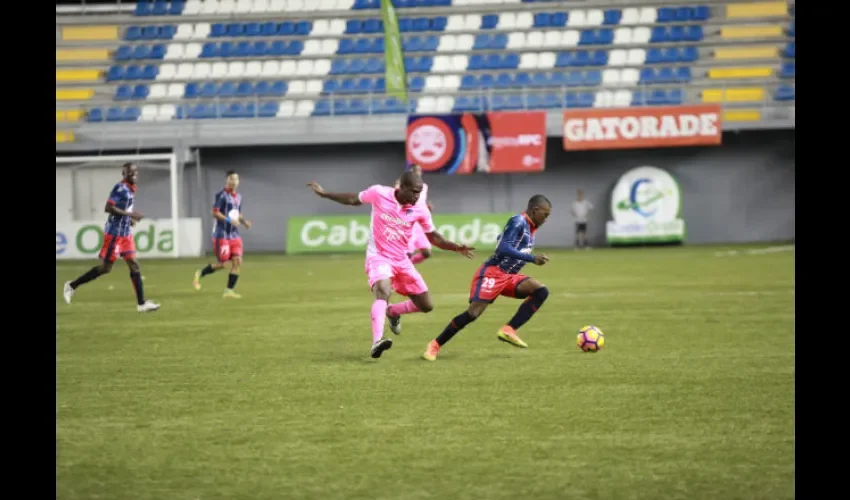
365, 255, 429, 297
408, 223, 432, 254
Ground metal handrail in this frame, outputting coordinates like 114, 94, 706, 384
72, 78, 795, 122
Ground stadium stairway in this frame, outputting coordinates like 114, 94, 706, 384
55, 0, 795, 143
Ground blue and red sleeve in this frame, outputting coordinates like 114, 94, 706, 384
495, 217, 535, 262
211, 191, 226, 215
106, 184, 126, 206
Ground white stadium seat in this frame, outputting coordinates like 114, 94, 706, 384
294, 100, 315, 117
167, 83, 185, 98
218, 0, 236, 14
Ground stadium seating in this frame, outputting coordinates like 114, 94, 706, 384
55, 0, 795, 134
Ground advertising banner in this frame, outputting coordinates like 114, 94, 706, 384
56, 218, 204, 259
287, 213, 514, 254
563, 105, 722, 151
379, 0, 407, 100
405, 112, 546, 174
606, 166, 685, 245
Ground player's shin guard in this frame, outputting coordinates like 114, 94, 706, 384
130, 271, 145, 306
70, 266, 101, 289
388, 300, 419, 317
199, 264, 216, 278
371, 299, 388, 344
227, 273, 239, 290
507, 286, 549, 330
436, 311, 476, 346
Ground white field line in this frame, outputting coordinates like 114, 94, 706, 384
715, 245, 795, 257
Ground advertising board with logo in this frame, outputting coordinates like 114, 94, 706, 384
287, 213, 514, 254
606, 166, 685, 245
405, 112, 546, 174
56, 218, 204, 260
563, 105, 722, 151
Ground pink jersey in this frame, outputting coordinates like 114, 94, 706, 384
358, 184, 435, 261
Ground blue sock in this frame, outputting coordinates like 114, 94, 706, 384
508, 287, 549, 330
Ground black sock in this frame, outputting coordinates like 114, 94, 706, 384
508, 287, 549, 330
436, 311, 476, 346
130, 271, 145, 305
70, 266, 101, 289
200, 264, 216, 278
227, 273, 239, 290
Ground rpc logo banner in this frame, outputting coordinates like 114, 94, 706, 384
605, 166, 686, 245
562, 105, 722, 151
405, 111, 547, 174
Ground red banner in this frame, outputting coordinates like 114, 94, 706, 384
562, 105, 723, 151
406, 111, 547, 174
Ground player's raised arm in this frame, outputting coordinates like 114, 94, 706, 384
307, 181, 363, 206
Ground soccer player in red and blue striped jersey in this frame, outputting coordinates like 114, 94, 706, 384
422, 195, 552, 361
193, 170, 252, 298
63, 163, 161, 312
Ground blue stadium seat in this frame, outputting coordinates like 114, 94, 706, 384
125, 26, 141, 41
775, 85, 795, 101
169, 1, 185, 15
132, 84, 149, 99
566, 92, 595, 108
134, 2, 152, 16
603, 10, 621, 25
219, 82, 237, 97
199, 82, 217, 98
151, 1, 167, 16
245, 23, 261, 37
260, 102, 279, 118
784, 42, 795, 58
87, 108, 104, 122
780, 62, 795, 78
115, 45, 133, 61
140, 25, 158, 40
132, 45, 150, 59
408, 76, 425, 92
115, 85, 132, 100
185, 82, 200, 98
481, 14, 498, 30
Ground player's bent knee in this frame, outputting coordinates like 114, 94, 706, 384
419, 302, 434, 313
421, 248, 432, 258
535, 286, 549, 302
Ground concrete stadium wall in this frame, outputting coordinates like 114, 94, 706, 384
56, 129, 795, 253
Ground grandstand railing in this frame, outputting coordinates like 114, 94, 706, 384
70, 79, 793, 120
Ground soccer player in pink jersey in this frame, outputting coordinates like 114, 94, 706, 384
307, 171, 475, 359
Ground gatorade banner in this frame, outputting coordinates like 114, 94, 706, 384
380, 0, 407, 100
405, 112, 547, 174
286, 213, 514, 254
562, 105, 722, 151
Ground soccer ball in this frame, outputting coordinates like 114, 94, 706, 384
576, 325, 605, 352
228, 209, 240, 221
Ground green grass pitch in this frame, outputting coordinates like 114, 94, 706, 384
56, 244, 794, 500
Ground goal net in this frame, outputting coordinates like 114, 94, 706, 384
56, 153, 191, 259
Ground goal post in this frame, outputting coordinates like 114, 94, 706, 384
56, 153, 187, 259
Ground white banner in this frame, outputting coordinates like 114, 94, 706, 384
56, 218, 203, 260
606, 166, 685, 245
